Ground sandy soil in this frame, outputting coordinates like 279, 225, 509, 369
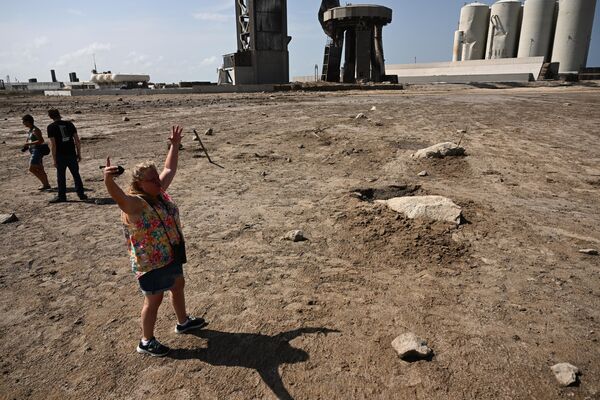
1, 84, 599, 400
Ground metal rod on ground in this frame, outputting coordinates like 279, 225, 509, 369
193, 129, 213, 163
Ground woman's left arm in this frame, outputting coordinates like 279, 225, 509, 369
160, 125, 183, 190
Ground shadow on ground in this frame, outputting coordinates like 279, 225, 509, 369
169, 327, 339, 400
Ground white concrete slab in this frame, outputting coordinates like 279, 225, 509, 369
387, 57, 546, 83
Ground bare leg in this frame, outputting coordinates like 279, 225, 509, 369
29, 165, 50, 187
170, 276, 188, 324
141, 292, 164, 341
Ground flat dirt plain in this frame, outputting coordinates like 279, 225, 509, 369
1, 84, 599, 400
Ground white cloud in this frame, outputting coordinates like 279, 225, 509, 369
55, 42, 111, 66
200, 56, 218, 66
33, 36, 49, 48
192, 12, 229, 22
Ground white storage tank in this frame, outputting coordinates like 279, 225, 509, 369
453, 30, 464, 62
486, 0, 523, 59
517, 0, 557, 60
551, 0, 597, 74
458, 2, 491, 60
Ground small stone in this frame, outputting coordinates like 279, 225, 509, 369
370, 106, 377, 111
579, 249, 598, 256
205, 128, 214, 136
418, 171, 428, 177
74, 318, 83, 325
0, 213, 18, 224
298, 144, 305, 149
260, 171, 267, 177
122, 117, 130, 122
391, 333, 432, 361
374, 122, 383, 127
74, 110, 82, 114
378, 196, 463, 225
355, 113, 367, 119
457, 129, 467, 134
135, 122, 141, 126
551, 363, 580, 386
283, 230, 307, 242
564, 103, 572, 107
117, 97, 123, 101
412, 142, 466, 159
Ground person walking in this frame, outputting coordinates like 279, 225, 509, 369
46, 109, 87, 203
103, 125, 206, 357
21, 114, 51, 190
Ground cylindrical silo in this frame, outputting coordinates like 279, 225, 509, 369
517, 0, 557, 60
453, 30, 464, 62
458, 3, 491, 60
551, 0, 597, 74
486, 0, 523, 59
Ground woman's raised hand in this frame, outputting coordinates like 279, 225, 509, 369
168, 125, 184, 146
103, 156, 121, 180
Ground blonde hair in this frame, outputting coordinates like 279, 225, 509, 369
128, 161, 158, 195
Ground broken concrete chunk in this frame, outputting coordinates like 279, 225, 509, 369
392, 333, 432, 361
283, 230, 307, 242
412, 142, 465, 159
377, 196, 462, 225
1, 213, 18, 224
551, 363, 580, 387
579, 249, 598, 256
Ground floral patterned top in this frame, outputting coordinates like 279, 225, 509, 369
122, 191, 183, 277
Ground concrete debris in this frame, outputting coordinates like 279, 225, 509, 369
122, 117, 130, 122
377, 196, 462, 225
355, 113, 367, 120
418, 171, 428, 177
579, 249, 598, 255
391, 333, 432, 361
551, 363, 580, 387
412, 142, 466, 159
283, 230, 307, 242
1, 213, 18, 224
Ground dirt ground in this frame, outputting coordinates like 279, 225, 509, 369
1, 84, 599, 400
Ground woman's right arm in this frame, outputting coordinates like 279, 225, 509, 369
103, 157, 143, 215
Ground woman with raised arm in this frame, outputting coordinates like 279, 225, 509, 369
104, 125, 206, 357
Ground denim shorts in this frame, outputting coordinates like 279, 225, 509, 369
137, 262, 183, 295
29, 147, 44, 165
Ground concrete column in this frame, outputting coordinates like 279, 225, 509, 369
343, 28, 356, 83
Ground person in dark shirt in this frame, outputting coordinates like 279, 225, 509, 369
46, 109, 87, 203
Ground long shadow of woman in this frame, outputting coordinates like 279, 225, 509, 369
169, 327, 338, 400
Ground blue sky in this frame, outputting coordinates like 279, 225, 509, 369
1, 1, 599, 83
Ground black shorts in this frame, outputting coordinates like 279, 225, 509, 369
137, 262, 183, 295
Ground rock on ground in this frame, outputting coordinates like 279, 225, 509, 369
412, 142, 465, 159
391, 333, 432, 361
551, 363, 580, 386
377, 196, 462, 225
579, 249, 598, 255
1, 213, 18, 224
283, 230, 307, 242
